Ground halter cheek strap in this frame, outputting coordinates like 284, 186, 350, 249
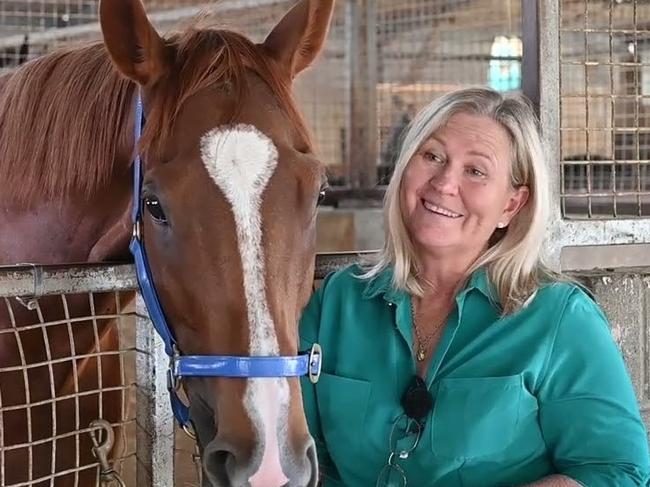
128, 90, 322, 429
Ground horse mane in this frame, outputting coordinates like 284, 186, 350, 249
0, 25, 312, 205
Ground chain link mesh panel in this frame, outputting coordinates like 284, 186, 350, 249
0, 283, 137, 487
560, 0, 650, 218
376, 0, 522, 179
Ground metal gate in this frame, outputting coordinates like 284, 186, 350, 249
0, 264, 170, 486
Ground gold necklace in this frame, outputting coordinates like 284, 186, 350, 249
410, 301, 445, 362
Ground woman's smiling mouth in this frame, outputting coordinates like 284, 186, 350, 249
421, 199, 463, 218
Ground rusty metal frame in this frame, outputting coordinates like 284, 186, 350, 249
542, 0, 650, 268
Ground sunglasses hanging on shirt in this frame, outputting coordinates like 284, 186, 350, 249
375, 376, 434, 486
401, 375, 433, 423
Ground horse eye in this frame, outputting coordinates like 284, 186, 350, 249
317, 186, 328, 206
144, 196, 168, 224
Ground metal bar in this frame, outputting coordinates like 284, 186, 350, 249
0, 254, 381, 294
0, 386, 134, 412
521, 0, 540, 110
540, 0, 563, 269
0, 420, 134, 451
135, 294, 175, 487
560, 27, 650, 34
363, 0, 379, 189
348, 0, 378, 189
584, 0, 593, 219
0, 263, 137, 297
347, 0, 362, 188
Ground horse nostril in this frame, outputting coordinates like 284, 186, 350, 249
304, 439, 319, 487
203, 442, 241, 487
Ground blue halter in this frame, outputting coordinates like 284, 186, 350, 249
128, 92, 322, 429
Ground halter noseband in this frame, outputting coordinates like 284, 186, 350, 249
128, 91, 322, 429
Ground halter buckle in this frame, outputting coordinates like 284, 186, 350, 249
132, 220, 142, 241
167, 345, 181, 392
308, 343, 322, 384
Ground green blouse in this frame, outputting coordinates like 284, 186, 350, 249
299, 265, 650, 487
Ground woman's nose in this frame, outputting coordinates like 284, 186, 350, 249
430, 166, 459, 196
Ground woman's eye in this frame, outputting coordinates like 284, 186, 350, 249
467, 167, 486, 178
424, 151, 443, 163
144, 196, 168, 224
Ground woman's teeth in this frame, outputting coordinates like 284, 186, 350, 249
422, 200, 462, 218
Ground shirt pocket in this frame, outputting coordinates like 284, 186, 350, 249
429, 374, 525, 460
316, 372, 371, 457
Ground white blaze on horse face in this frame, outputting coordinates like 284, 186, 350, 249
200, 125, 289, 487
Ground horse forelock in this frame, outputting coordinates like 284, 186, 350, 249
0, 25, 312, 206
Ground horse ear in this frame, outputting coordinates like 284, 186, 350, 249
262, 0, 335, 79
99, 0, 169, 86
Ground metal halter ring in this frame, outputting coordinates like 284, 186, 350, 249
182, 423, 197, 440
308, 343, 323, 384
132, 221, 142, 241
167, 346, 181, 392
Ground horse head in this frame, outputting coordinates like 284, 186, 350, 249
98, 1, 334, 485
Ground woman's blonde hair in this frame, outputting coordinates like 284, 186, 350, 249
361, 87, 559, 314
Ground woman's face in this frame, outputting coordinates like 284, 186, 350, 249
400, 112, 529, 260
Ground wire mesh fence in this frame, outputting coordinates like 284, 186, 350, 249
7, 0, 650, 219
560, 0, 650, 218
0, 0, 210, 37
0, 0, 524, 191
376, 0, 522, 181
0, 269, 137, 486
0, 1, 212, 69
0, 264, 206, 487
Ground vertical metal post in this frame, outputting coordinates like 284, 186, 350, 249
522, 0, 540, 111
135, 293, 175, 486
539, 0, 563, 270
348, 0, 378, 189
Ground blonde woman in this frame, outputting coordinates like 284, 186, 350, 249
300, 87, 649, 486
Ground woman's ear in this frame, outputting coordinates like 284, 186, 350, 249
500, 185, 530, 226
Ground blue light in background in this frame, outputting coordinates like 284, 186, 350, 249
488, 36, 522, 92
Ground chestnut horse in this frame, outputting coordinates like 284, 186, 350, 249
0, 0, 334, 485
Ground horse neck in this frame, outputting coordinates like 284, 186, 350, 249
0, 92, 136, 266
0, 173, 133, 266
